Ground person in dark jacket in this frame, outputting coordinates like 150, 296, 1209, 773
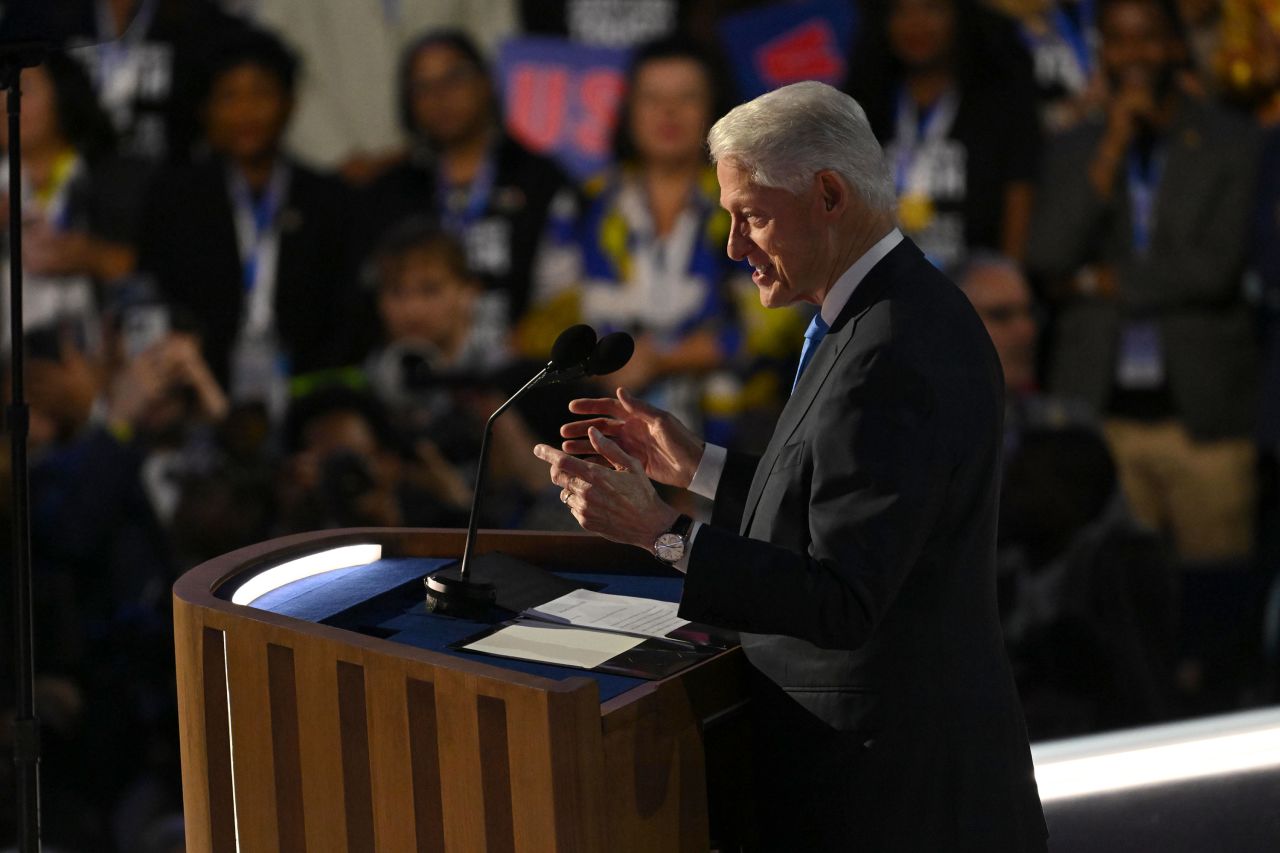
535, 81, 1047, 852
136, 25, 355, 419
1025, 0, 1261, 562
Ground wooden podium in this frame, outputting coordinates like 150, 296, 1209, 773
173, 528, 749, 852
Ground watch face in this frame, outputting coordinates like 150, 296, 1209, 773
655, 532, 685, 562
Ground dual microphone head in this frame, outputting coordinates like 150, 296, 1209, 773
542, 324, 635, 384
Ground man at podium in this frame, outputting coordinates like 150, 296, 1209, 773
535, 82, 1048, 851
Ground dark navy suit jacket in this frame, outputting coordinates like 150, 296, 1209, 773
680, 238, 1048, 851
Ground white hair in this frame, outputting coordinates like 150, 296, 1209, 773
707, 81, 896, 212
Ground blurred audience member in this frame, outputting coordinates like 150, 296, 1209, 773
955, 252, 1098, 446
1026, 0, 1260, 562
953, 254, 1172, 735
364, 219, 510, 430
57, 0, 249, 163
30, 322, 228, 619
136, 26, 354, 419
984, 0, 1108, 130
999, 425, 1174, 738
956, 252, 1039, 394
2, 54, 149, 348
248, 0, 516, 179
21, 320, 230, 850
528, 37, 798, 443
276, 386, 472, 532
849, 0, 1041, 271
358, 29, 573, 346
1177, 0, 1224, 93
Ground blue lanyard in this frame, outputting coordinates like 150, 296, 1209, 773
437, 153, 497, 235
94, 0, 159, 83
1126, 148, 1162, 255
892, 86, 958, 193
230, 163, 289, 293
1048, 0, 1094, 80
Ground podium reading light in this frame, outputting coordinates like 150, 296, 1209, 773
231, 543, 384, 606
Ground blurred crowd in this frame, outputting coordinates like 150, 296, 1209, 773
2, 0, 1280, 849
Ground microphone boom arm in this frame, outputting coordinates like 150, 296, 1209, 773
457, 365, 548, 580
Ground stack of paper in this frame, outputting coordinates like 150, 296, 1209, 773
522, 589, 689, 639
458, 589, 698, 673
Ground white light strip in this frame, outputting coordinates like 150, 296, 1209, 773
230, 544, 383, 606
223, 632, 242, 852
1032, 708, 1280, 801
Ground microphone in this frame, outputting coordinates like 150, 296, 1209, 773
587, 331, 635, 376
424, 324, 604, 611
548, 323, 597, 371
539, 330, 635, 385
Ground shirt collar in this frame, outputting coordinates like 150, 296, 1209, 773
820, 228, 904, 326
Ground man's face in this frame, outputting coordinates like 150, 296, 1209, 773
205, 63, 291, 162
1100, 0, 1176, 95
718, 160, 829, 308
378, 251, 474, 348
408, 44, 491, 147
888, 0, 956, 72
962, 265, 1037, 392
629, 57, 713, 166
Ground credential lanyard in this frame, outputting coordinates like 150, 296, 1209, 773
892, 86, 959, 194
1049, 0, 1094, 82
94, 0, 159, 87
230, 161, 290, 335
437, 152, 497, 235
1127, 147, 1163, 256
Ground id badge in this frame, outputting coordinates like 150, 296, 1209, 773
1115, 320, 1165, 389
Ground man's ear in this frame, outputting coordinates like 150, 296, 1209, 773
817, 170, 848, 215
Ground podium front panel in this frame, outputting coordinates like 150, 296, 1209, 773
173, 528, 748, 853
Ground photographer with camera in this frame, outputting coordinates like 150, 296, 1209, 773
277, 384, 484, 536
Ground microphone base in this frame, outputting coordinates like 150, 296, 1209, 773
424, 563, 496, 617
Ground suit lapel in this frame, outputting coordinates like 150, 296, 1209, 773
737, 239, 921, 534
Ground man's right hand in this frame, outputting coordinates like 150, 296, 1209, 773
1090, 79, 1158, 198
1104, 79, 1158, 149
559, 387, 705, 489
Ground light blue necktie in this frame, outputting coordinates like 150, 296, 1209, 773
792, 314, 829, 394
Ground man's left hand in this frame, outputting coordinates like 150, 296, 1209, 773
534, 426, 679, 552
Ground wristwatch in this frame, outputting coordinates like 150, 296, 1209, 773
653, 514, 694, 564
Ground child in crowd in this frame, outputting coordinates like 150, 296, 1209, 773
362, 220, 573, 530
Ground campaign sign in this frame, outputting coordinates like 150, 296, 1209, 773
498, 37, 631, 181
717, 0, 858, 99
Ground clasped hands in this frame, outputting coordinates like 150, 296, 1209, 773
533, 387, 704, 554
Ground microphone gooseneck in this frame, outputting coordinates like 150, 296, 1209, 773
425, 324, 609, 607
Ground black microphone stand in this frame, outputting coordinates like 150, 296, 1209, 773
3, 42, 49, 853
424, 365, 552, 606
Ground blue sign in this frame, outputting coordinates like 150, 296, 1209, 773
717, 0, 858, 99
498, 37, 631, 182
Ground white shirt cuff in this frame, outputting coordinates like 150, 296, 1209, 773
688, 443, 726, 500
